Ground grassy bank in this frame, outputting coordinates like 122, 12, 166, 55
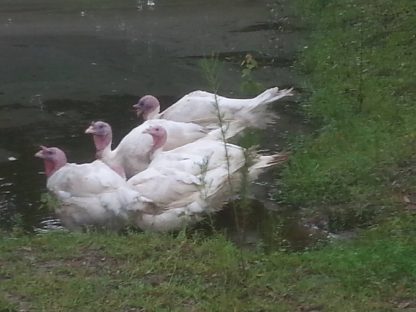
279, 0, 416, 226
1, 214, 416, 311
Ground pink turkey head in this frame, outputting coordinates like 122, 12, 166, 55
133, 95, 160, 120
85, 121, 113, 157
34, 146, 67, 177
142, 125, 167, 152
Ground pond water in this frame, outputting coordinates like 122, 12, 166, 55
0, 0, 319, 249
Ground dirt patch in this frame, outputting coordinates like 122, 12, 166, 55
3, 292, 32, 312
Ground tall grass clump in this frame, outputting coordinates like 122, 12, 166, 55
199, 56, 263, 255
280, 0, 416, 223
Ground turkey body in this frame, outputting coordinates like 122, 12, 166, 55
35, 146, 149, 231
85, 119, 210, 178
126, 125, 287, 232
134, 87, 293, 128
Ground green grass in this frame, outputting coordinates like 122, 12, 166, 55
1, 214, 416, 311
279, 0, 416, 223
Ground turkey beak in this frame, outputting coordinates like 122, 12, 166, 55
34, 146, 47, 158
85, 125, 95, 134
142, 127, 151, 134
34, 150, 44, 158
133, 103, 143, 116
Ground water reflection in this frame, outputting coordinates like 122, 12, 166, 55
137, 0, 156, 11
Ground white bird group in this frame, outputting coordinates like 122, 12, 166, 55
36, 87, 292, 232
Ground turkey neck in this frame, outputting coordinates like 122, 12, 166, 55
44, 158, 66, 178
149, 132, 167, 158
144, 107, 161, 120
93, 133, 112, 159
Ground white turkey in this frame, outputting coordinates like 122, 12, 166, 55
127, 125, 287, 232
35, 146, 151, 231
133, 87, 293, 128
85, 120, 244, 178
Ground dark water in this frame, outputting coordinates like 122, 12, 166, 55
0, 0, 321, 249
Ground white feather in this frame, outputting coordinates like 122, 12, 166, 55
151, 87, 294, 128
46, 160, 149, 230
126, 135, 286, 232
